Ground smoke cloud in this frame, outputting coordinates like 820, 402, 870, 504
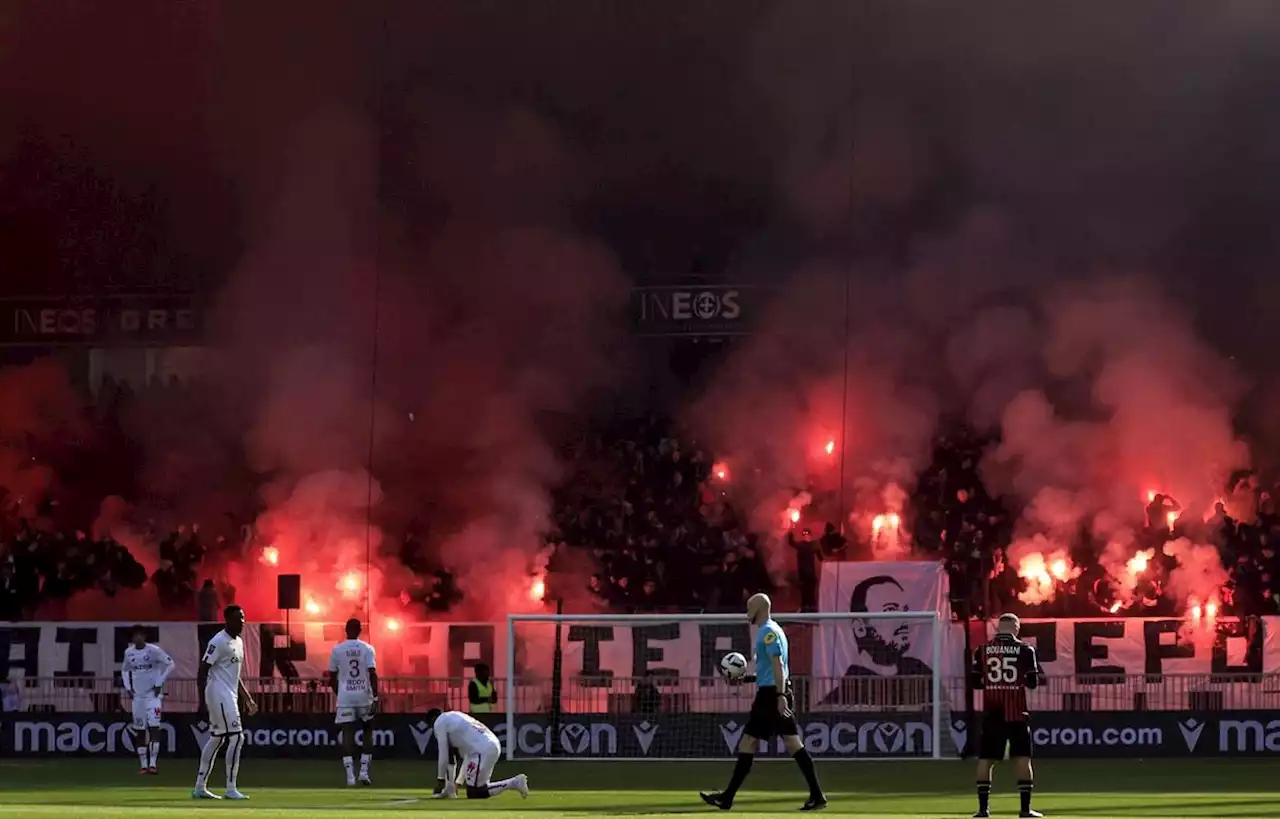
695, 3, 1271, 607
5, 2, 1280, 623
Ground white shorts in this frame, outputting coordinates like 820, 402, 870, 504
458, 736, 502, 789
206, 693, 243, 736
130, 693, 163, 730
335, 704, 374, 725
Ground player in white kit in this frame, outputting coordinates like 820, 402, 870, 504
426, 708, 529, 800
121, 625, 174, 775
192, 605, 257, 801
328, 617, 379, 787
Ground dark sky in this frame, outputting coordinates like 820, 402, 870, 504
2, 1, 1279, 360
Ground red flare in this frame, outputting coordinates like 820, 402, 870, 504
824, 439, 835, 456
262, 546, 280, 566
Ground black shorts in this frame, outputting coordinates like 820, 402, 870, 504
978, 712, 1033, 760
743, 685, 800, 742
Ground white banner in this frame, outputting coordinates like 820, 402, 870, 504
1005, 618, 1279, 679
813, 561, 955, 705
0, 620, 757, 684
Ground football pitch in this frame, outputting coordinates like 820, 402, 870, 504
0, 758, 1275, 818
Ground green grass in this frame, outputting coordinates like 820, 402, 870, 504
0, 759, 1276, 817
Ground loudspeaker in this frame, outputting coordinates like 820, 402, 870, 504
277, 574, 301, 610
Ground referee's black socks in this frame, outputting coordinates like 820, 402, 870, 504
976, 780, 991, 814
1018, 780, 1033, 814
724, 752, 754, 797
792, 748, 822, 797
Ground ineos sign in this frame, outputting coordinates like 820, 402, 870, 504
634, 287, 748, 336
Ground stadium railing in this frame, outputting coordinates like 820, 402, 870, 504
6, 672, 1280, 714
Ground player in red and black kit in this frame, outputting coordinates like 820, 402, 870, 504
971, 613, 1044, 819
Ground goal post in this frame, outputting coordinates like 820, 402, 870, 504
504, 611, 950, 762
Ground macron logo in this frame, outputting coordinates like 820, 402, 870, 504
191, 720, 211, 750
1178, 718, 1205, 752
872, 723, 905, 754
949, 719, 968, 755
633, 721, 658, 755
719, 721, 745, 754
410, 721, 433, 755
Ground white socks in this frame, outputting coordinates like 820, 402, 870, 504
224, 734, 245, 790
488, 776, 520, 795
343, 754, 372, 784
136, 731, 158, 769
195, 736, 224, 787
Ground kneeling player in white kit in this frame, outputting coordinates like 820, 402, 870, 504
122, 625, 174, 775
193, 605, 258, 801
426, 708, 529, 800
328, 617, 378, 787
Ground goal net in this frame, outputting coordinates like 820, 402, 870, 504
503, 612, 952, 761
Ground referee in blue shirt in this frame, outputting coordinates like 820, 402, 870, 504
701, 593, 826, 811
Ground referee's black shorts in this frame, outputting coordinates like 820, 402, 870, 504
743, 685, 800, 741
978, 712, 1034, 760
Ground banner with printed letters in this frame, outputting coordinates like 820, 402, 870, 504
5, 612, 1279, 711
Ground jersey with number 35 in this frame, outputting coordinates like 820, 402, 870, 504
328, 639, 377, 707
972, 633, 1041, 721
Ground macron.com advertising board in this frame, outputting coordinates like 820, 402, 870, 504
2, 711, 1280, 759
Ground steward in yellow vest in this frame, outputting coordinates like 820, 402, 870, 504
468, 663, 498, 714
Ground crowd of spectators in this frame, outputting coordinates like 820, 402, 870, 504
4, 394, 1280, 622
547, 414, 771, 614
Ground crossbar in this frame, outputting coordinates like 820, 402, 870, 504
508, 612, 940, 623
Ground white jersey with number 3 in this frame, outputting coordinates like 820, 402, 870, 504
328, 639, 377, 707
433, 711, 498, 779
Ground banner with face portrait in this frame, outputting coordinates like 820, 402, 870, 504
812, 561, 961, 707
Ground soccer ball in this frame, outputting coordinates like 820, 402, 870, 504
720, 651, 748, 679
